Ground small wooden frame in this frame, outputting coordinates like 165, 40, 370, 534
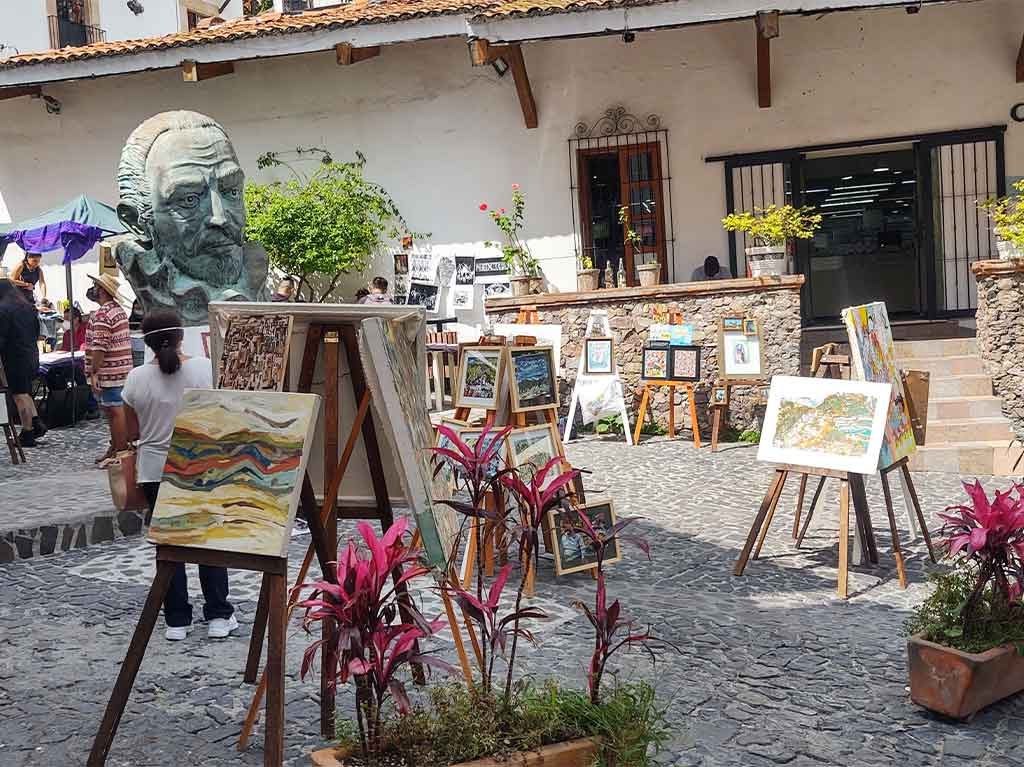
708, 378, 762, 452
718, 324, 766, 382
506, 422, 567, 486
506, 345, 559, 413
548, 501, 621, 576
582, 337, 615, 375
454, 345, 507, 411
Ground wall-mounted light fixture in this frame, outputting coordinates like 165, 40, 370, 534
491, 57, 509, 77
33, 93, 62, 115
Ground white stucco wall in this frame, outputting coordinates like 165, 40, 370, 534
1, 0, 1022, 318
0, 1, 51, 58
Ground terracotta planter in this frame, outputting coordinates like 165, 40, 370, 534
907, 633, 1024, 719
576, 268, 600, 292
510, 276, 532, 297
310, 737, 600, 767
636, 262, 660, 287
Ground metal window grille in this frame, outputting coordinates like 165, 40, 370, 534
726, 161, 793, 278
283, 0, 312, 12
568, 107, 674, 287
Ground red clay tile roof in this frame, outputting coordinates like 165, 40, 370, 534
0, 1, 656, 70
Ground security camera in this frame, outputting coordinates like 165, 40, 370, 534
127, 0, 144, 14
42, 94, 62, 115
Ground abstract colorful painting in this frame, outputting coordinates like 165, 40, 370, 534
757, 376, 892, 475
217, 315, 292, 392
508, 346, 558, 412
842, 301, 916, 469
669, 346, 700, 381
147, 390, 321, 558
641, 346, 668, 380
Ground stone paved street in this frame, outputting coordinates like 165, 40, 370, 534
2, 436, 1023, 766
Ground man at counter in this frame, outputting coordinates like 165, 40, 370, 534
691, 256, 733, 282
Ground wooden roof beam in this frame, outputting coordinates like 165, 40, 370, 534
181, 59, 235, 82
335, 43, 381, 66
469, 39, 538, 130
1017, 32, 1024, 83
0, 85, 42, 101
755, 11, 779, 109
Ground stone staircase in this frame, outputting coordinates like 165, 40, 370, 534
896, 338, 1023, 476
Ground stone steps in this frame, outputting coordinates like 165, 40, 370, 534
927, 395, 1006, 421
908, 441, 1024, 475
925, 417, 1015, 444
928, 374, 994, 398
904, 354, 986, 377
894, 337, 978, 358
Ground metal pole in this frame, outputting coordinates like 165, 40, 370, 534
65, 260, 78, 426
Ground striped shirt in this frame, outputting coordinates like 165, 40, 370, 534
85, 301, 133, 388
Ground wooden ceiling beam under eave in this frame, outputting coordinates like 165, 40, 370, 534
755, 11, 779, 109
0, 85, 42, 101
469, 40, 537, 130
335, 43, 381, 66
181, 59, 235, 83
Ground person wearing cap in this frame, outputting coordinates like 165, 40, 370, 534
85, 273, 132, 465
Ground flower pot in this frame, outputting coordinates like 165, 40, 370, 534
636, 262, 661, 287
907, 633, 1024, 719
996, 239, 1024, 261
529, 276, 545, 294
577, 268, 600, 292
310, 737, 601, 767
510, 276, 532, 297
746, 245, 787, 277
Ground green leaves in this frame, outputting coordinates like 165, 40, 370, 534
721, 204, 823, 247
979, 179, 1024, 249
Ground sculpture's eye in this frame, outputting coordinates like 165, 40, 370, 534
223, 187, 241, 200
181, 193, 200, 208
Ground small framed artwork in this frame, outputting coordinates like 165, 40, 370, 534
455, 346, 506, 410
743, 318, 758, 336
648, 324, 673, 343
507, 423, 566, 491
718, 327, 766, 381
507, 346, 559, 413
393, 253, 409, 276
669, 324, 694, 346
549, 501, 622, 576
668, 345, 701, 382
641, 346, 669, 381
433, 418, 470, 491
711, 385, 729, 406
459, 426, 507, 481
758, 385, 770, 404
583, 337, 615, 375
721, 317, 744, 332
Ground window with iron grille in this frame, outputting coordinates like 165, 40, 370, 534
283, 0, 312, 12
569, 107, 674, 288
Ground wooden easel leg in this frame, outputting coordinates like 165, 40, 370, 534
632, 386, 650, 445
441, 589, 475, 688
838, 479, 850, 599
263, 574, 286, 767
667, 385, 675, 439
896, 468, 921, 538
792, 473, 808, 540
795, 476, 827, 548
734, 470, 786, 576
710, 407, 722, 453
244, 573, 272, 684
687, 384, 701, 449
88, 561, 175, 766
753, 471, 788, 560
879, 470, 907, 588
848, 474, 878, 565
900, 462, 936, 562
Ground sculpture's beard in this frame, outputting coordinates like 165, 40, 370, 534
162, 233, 245, 288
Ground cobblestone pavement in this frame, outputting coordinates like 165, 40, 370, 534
2, 437, 1023, 766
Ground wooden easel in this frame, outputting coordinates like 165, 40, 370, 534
633, 311, 701, 447
563, 309, 632, 446
708, 378, 763, 452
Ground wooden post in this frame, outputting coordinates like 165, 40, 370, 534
838, 478, 850, 599
792, 473, 808, 540
263, 573, 287, 767
686, 383, 702, 449
879, 469, 908, 588
632, 385, 651, 445
667, 384, 675, 438
753, 471, 788, 559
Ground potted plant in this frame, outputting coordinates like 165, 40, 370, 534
979, 180, 1024, 260
619, 205, 659, 287
301, 425, 675, 766
905, 480, 1024, 720
721, 204, 822, 277
481, 185, 542, 297
576, 251, 599, 292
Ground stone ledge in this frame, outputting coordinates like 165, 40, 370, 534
485, 275, 805, 312
972, 259, 1024, 278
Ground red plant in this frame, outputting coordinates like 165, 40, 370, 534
297, 518, 451, 763
938, 480, 1024, 621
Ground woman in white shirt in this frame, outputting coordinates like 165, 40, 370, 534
123, 309, 237, 642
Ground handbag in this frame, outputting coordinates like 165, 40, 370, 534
107, 448, 149, 512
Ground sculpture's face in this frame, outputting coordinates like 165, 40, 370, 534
147, 127, 245, 287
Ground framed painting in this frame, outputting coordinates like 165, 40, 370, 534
757, 375, 893, 475
548, 501, 622, 576
711, 385, 729, 406
721, 317, 744, 332
742, 318, 758, 336
668, 345, 700, 382
841, 301, 916, 469
147, 390, 321, 559
641, 345, 669, 381
718, 327, 766, 381
507, 423, 566, 490
583, 337, 615, 375
432, 418, 470, 493
507, 346, 558, 413
459, 426, 508, 482
217, 314, 293, 392
455, 346, 506, 410
493, 323, 563, 375
406, 281, 439, 311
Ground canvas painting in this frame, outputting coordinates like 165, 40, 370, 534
842, 301, 916, 469
433, 418, 469, 491
722, 317, 744, 332
648, 324, 673, 343
642, 346, 669, 380
757, 375, 893, 475
719, 329, 764, 380
711, 386, 728, 405
147, 390, 321, 558
508, 346, 558, 412
743, 318, 758, 336
217, 315, 293, 392
577, 375, 625, 425
669, 324, 694, 346
507, 424, 563, 490
584, 338, 614, 375
669, 345, 700, 381
406, 282, 439, 311
394, 253, 409, 276
455, 346, 505, 409
549, 501, 622, 576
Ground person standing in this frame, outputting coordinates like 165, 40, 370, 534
270, 276, 296, 302
0, 280, 46, 446
123, 309, 237, 641
84, 274, 132, 465
10, 253, 46, 304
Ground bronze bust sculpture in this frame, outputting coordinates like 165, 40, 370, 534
112, 110, 269, 325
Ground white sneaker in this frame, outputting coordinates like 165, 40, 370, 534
207, 614, 239, 639
165, 624, 193, 642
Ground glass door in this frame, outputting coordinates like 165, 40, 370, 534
619, 144, 668, 285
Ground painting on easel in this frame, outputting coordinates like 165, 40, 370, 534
549, 501, 622, 576
147, 390, 321, 558
841, 301, 916, 469
455, 346, 505, 410
507, 423, 563, 490
508, 346, 558, 413
217, 314, 293, 392
757, 376, 892, 475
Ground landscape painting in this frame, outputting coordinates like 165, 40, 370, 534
507, 424, 563, 490
455, 346, 505, 409
584, 337, 614, 375
842, 301, 916, 469
508, 346, 558, 412
758, 376, 892, 475
549, 501, 622, 576
147, 390, 321, 558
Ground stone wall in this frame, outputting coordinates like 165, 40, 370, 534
973, 260, 1024, 440
486, 277, 804, 436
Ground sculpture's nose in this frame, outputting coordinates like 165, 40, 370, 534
209, 188, 228, 226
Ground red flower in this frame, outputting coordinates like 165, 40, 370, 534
511, 184, 520, 191
479, 203, 488, 211
500, 208, 506, 214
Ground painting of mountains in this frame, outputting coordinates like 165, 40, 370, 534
773, 393, 876, 456
509, 346, 558, 412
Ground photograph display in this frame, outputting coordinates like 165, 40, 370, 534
641, 346, 669, 380
549, 501, 622, 575
668, 345, 700, 381
217, 314, 292, 392
583, 337, 614, 375
508, 346, 558, 412
455, 346, 505, 409
406, 282, 439, 311
455, 256, 475, 285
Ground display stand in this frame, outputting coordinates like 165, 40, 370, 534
564, 310, 632, 446
708, 378, 762, 452
633, 312, 701, 447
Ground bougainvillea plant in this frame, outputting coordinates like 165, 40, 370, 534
480, 184, 540, 276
